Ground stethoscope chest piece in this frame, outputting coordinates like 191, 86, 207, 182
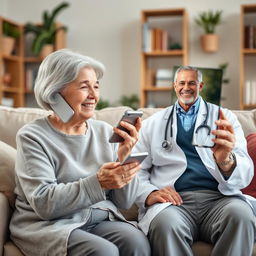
162, 140, 173, 151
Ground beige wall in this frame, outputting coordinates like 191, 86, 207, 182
1, 0, 256, 109
0, 0, 8, 16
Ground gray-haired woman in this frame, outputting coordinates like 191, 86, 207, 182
9, 49, 150, 256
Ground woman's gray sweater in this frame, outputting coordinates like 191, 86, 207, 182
10, 117, 139, 256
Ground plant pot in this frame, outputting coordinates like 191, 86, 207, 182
200, 34, 219, 53
40, 44, 54, 59
2, 36, 15, 55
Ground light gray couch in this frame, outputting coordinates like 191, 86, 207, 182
0, 105, 256, 256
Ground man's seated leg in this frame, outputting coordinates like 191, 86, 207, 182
201, 196, 255, 256
148, 205, 197, 256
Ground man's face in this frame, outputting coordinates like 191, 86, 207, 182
174, 70, 204, 109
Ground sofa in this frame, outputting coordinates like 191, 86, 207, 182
0, 105, 256, 256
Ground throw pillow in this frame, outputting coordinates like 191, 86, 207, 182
241, 133, 256, 197
0, 141, 16, 208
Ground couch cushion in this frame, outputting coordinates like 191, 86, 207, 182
0, 141, 16, 209
0, 107, 51, 148
241, 133, 256, 197
0, 106, 132, 148
93, 106, 132, 126
4, 241, 24, 256
233, 109, 256, 137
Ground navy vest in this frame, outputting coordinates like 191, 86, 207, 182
174, 116, 218, 192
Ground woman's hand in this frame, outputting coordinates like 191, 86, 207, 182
97, 161, 141, 189
145, 187, 183, 206
116, 118, 142, 162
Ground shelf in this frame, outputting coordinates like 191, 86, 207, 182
240, 4, 256, 110
242, 49, 256, 55
144, 86, 172, 91
140, 8, 188, 107
24, 57, 42, 63
2, 55, 21, 61
243, 104, 256, 110
0, 16, 66, 107
2, 86, 21, 93
143, 50, 184, 57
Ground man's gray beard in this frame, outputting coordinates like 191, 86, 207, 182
179, 96, 195, 105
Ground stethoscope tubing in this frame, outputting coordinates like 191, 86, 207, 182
162, 100, 218, 150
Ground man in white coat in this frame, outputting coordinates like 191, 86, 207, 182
134, 66, 255, 256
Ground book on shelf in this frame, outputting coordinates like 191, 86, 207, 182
25, 67, 38, 92
2, 97, 14, 107
142, 23, 169, 52
244, 80, 256, 105
155, 69, 172, 87
244, 25, 256, 49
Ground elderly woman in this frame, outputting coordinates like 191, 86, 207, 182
9, 49, 150, 256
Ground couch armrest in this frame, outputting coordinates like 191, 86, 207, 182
0, 192, 11, 256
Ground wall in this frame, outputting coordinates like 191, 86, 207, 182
1, 0, 256, 109
0, 0, 8, 16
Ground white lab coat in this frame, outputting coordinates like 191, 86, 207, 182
134, 97, 255, 234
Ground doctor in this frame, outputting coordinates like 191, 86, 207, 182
134, 66, 255, 256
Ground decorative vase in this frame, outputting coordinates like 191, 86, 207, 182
2, 36, 15, 55
40, 44, 54, 59
200, 34, 219, 53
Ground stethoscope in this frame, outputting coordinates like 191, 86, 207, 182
161, 100, 212, 151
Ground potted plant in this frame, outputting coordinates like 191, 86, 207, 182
2, 21, 20, 55
195, 10, 223, 52
25, 1, 69, 57
119, 94, 139, 110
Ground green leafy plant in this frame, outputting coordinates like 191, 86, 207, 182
96, 99, 111, 110
25, 1, 69, 56
195, 10, 223, 34
3, 21, 20, 39
119, 94, 139, 110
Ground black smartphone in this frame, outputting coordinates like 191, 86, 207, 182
109, 110, 143, 143
50, 93, 74, 123
121, 152, 149, 165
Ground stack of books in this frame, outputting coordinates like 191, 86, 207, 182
244, 80, 256, 105
155, 69, 172, 87
142, 23, 169, 52
244, 25, 256, 49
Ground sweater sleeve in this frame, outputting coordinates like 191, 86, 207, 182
15, 130, 106, 221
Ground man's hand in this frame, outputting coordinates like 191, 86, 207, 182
145, 186, 183, 206
212, 109, 236, 173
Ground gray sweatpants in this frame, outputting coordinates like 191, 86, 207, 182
67, 209, 151, 256
148, 190, 255, 256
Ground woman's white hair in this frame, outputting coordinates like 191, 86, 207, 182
34, 49, 105, 110
174, 65, 203, 83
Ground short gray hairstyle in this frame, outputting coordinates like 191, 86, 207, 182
34, 49, 105, 110
173, 66, 203, 83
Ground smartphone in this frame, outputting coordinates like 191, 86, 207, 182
50, 93, 75, 123
192, 106, 220, 148
109, 110, 143, 143
121, 152, 149, 165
